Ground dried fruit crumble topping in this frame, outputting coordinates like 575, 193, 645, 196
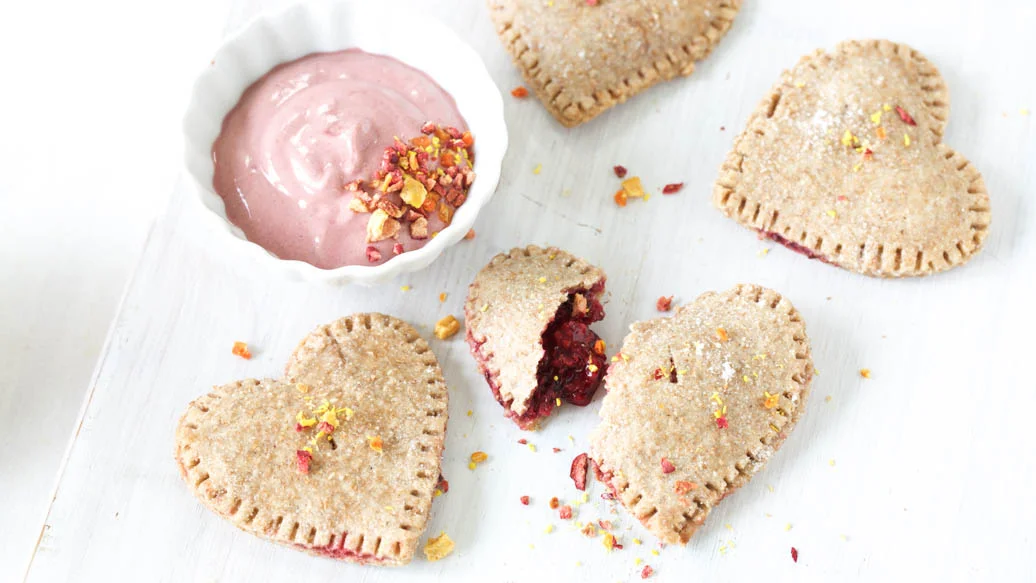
351, 123, 476, 262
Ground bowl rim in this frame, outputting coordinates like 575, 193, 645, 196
181, 0, 507, 284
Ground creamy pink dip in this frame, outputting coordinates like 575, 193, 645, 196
212, 49, 467, 268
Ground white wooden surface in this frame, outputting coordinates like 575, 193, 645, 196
24, 0, 1036, 581
0, 1, 232, 580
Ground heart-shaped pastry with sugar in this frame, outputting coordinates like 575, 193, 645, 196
714, 39, 991, 277
589, 284, 812, 544
487, 0, 741, 127
175, 314, 448, 565
465, 245, 607, 430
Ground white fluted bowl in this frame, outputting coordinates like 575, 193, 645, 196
182, 0, 507, 284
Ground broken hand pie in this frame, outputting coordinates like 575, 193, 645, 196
589, 284, 812, 544
487, 0, 741, 127
175, 314, 448, 565
465, 245, 607, 429
714, 39, 991, 277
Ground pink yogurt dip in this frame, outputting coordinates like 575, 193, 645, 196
212, 49, 467, 269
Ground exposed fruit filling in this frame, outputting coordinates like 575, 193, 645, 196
760, 231, 835, 265
302, 543, 389, 563
475, 284, 607, 429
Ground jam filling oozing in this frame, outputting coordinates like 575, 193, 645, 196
760, 231, 834, 265
303, 543, 387, 562
511, 288, 607, 428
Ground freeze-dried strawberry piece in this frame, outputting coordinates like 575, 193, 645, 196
570, 453, 589, 491
661, 457, 676, 474
296, 450, 313, 474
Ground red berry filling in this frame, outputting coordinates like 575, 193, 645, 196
470, 283, 607, 429
299, 542, 390, 563
760, 230, 835, 265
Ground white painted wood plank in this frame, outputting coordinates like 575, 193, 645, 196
25, 0, 1036, 581
0, 1, 234, 581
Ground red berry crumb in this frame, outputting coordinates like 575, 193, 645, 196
895, 105, 917, 126
559, 505, 573, 520
661, 457, 676, 474
641, 565, 654, 579
570, 453, 589, 491
791, 547, 799, 563
296, 450, 312, 475
662, 183, 684, 195
656, 296, 673, 312
520, 495, 530, 505
613, 165, 628, 178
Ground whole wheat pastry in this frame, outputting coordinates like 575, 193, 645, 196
175, 314, 448, 565
714, 39, 991, 277
465, 245, 607, 429
487, 0, 741, 127
589, 284, 812, 544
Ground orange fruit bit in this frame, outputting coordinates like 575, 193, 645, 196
464, 229, 476, 240
461, 132, 475, 147
715, 327, 729, 342
441, 152, 455, 167
231, 341, 252, 360
675, 480, 697, 495
614, 189, 628, 207
411, 135, 431, 148
593, 339, 606, 355
367, 436, 384, 452
470, 451, 488, 464
511, 86, 529, 98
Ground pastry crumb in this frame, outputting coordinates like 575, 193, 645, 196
434, 315, 461, 340
424, 531, 455, 561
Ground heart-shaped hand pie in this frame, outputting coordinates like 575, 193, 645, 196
465, 245, 607, 429
714, 40, 991, 277
487, 0, 741, 127
175, 314, 448, 565
589, 284, 812, 544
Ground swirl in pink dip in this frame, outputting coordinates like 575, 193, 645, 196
212, 49, 467, 268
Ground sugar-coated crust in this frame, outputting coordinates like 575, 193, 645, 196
714, 39, 991, 277
465, 245, 605, 423
175, 314, 448, 566
589, 284, 812, 544
487, 0, 741, 127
